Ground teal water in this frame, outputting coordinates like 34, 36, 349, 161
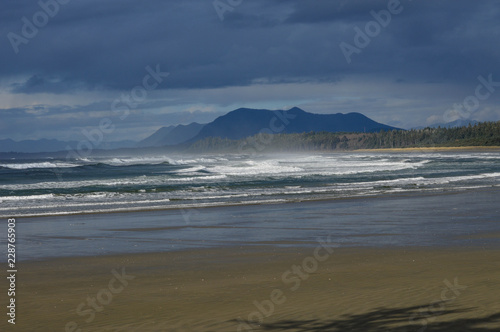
0, 152, 499, 218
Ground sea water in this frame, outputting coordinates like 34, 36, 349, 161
0, 151, 499, 218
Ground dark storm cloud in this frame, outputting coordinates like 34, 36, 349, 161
285, 0, 390, 24
0, 102, 224, 141
10, 74, 89, 94
2, 0, 499, 92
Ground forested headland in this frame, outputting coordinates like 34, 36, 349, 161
186, 121, 500, 153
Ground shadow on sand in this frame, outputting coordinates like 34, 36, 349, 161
235, 303, 500, 331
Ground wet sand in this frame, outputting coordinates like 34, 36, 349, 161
14, 187, 500, 261
4, 246, 500, 331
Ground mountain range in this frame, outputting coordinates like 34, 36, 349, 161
137, 122, 204, 147
138, 107, 399, 147
0, 138, 136, 154
0, 107, 415, 153
412, 119, 479, 130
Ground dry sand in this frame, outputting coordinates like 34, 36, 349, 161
3, 246, 500, 331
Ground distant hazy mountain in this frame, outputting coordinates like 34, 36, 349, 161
137, 126, 175, 147
138, 122, 204, 147
189, 107, 399, 142
2, 107, 398, 152
0, 139, 68, 153
99, 140, 138, 150
0, 138, 136, 153
413, 119, 479, 130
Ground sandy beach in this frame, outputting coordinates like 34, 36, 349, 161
2, 245, 499, 332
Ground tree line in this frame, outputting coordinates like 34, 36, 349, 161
186, 121, 500, 153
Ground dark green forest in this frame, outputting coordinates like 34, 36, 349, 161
187, 121, 500, 153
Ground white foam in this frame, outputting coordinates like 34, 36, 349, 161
0, 173, 228, 191
0, 194, 55, 202
441, 172, 500, 183
172, 166, 207, 173
0, 162, 78, 169
208, 160, 303, 176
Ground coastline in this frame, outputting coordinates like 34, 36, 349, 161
5, 245, 500, 331
5, 184, 499, 220
354, 146, 500, 153
11, 186, 500, 262
4, 184, 500, 331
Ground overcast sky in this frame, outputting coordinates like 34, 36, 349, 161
1, 0, 499, 141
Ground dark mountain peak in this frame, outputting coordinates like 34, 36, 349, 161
189, 107, 399, 142
154, 126, 176, 135
230, 106, 304, 115
225, 107, 269, 117
224, 107, 304, 120
346, 112, 364, 116
139, 107, 399, 147
232, 107, 253, 113
138, 122, 204, 147
287, 107, 306, 114
175, 122, 202, 129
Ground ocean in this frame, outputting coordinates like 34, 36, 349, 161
2, 150, 500, 260
1, 151, 499, 218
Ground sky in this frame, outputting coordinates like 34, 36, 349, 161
1, 0, 499, 142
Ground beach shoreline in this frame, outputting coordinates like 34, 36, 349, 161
5, 184, 499, 220
3, 185, 499, 331
10, 186, 500, 262
3, 154, 498, 331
